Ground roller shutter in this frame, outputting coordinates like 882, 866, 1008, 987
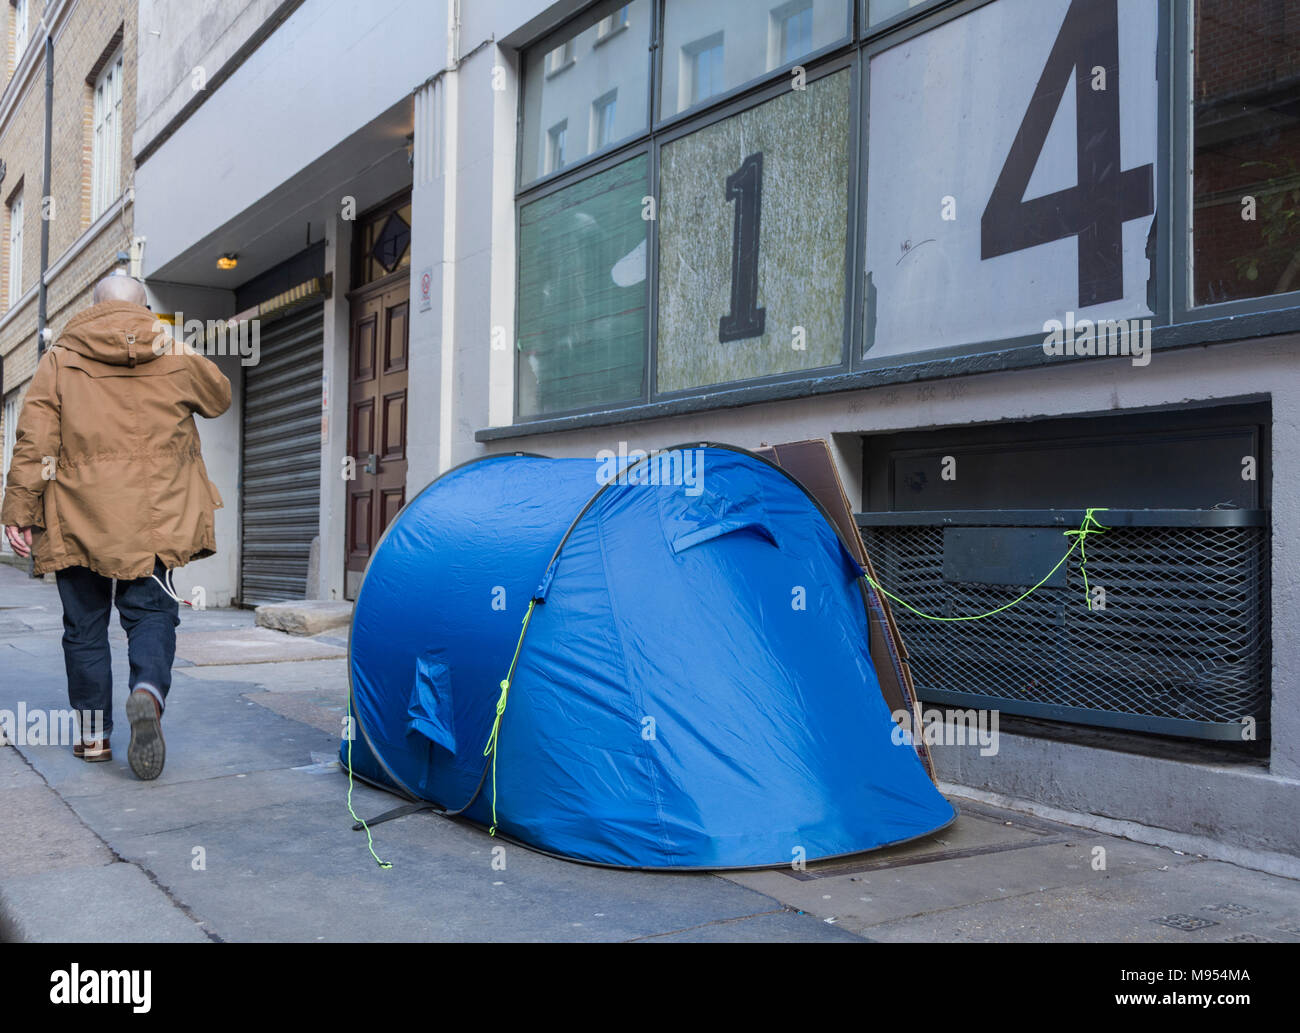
239, 303, 323, 604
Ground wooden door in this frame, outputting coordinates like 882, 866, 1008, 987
346, 276, 409, 594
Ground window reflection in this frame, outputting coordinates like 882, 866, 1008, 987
1192, 0, 1300, 305
661, 0, 851, 116
520, 2, 650, 186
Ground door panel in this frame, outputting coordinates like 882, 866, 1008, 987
381, 391, 406, 460
385, 302, 408, 372
353, 315, 376, 381
346, 279, 411, 594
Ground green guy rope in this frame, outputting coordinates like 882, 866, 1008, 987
483, 597, 538, 836
345, 690, 393, 870
862, 508, 1110, 623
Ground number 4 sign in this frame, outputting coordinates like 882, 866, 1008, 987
865, 0, 1158, 362
981, 0, 1153, 307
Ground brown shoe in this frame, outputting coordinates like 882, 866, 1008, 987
125, 689, 165, 780
74, 738, 112, 762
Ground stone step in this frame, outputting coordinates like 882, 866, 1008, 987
254, 600, 354, 637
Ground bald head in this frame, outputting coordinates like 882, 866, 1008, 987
93, 274, 148, 306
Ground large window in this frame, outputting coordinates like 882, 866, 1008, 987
592, 90, 618, 150
520, 0, 652, 187
1, 394, 17, 545
517, 155, 649, 418
1191, 0, 1300, 305
6, 188, 21, 311
864, 0, 1157, 361
773, 1, 814, 67
512, 0, 1300, 426
10, 0, 27, 64
661, 0, 852, 115
91, 50, 124, 219
658, 70, 852, 391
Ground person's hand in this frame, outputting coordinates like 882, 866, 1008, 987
4, 526, 33, 558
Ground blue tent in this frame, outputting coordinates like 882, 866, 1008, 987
344, 444, 955, 868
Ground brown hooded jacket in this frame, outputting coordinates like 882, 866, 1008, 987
0, 300, 231, 579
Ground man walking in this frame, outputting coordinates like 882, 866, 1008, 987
1, 274, 230, 779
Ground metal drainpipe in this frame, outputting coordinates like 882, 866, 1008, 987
24, 32, 52, 579
36, 34, 53, 359
22, 30, 52, 582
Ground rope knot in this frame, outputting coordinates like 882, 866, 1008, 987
861, 507, 1111, 621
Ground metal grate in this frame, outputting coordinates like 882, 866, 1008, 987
857, 511, 1270, 740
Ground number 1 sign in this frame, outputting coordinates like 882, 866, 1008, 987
657, 70, 852, 393
863, 0, 1157, 362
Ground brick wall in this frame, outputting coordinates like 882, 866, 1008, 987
1193, 0, 1300, 304
0, 0, 137, 541
1195, 0, 1300, 100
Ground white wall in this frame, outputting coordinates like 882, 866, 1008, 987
143, 283, 239, 608
135, 0, 446, 277
134, 0, 294, 156
318, 213, 352, 601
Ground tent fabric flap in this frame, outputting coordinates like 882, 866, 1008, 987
406, 653, 457, 754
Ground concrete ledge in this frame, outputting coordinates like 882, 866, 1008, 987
254, 600, 353, 637
935, 729, 1300, 870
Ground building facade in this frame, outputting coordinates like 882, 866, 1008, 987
95, 0, 1300, 867
0, 0, 140, 539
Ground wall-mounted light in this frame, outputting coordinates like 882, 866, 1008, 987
217, 253, 238, 270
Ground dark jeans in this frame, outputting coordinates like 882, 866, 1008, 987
55, 557, 180, 740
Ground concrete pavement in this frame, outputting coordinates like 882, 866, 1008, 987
1, 561, 1297, 942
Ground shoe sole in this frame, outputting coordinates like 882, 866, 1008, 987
81, 750, 113, 763
125, 694, 165, 780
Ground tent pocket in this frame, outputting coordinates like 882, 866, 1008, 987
658, 465, 780, 555
407, 653, 457, 753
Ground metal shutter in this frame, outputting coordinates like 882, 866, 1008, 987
239, 303, 323, 605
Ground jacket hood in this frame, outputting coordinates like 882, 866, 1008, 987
57, 300, 169, 368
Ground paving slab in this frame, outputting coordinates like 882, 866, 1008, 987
0, 862, 212, 943
17, 664, 342, 797
633, 908, 864, 942
241, 687, 349, 736
64, 765, 345, 840
103, 777, 858, 942
179, 657, 348, 692
859, 857, 1300, 943
723, 801, 1204, 933
175, 627, 345, 665
0, 746, 116, 879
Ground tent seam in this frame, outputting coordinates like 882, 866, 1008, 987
593, 496, 679, 866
